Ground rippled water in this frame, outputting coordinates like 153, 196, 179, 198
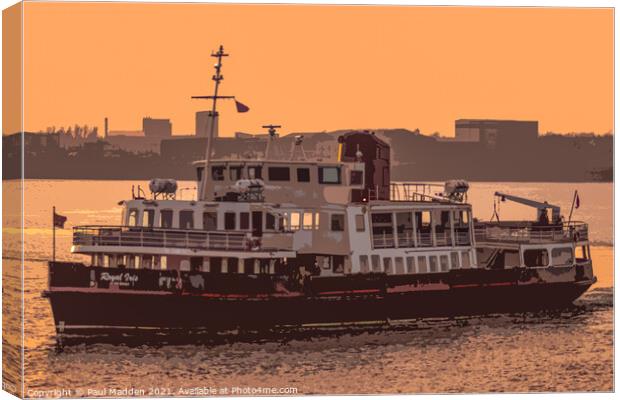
2, 180, 614, 395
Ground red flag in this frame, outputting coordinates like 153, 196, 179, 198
575, 193, 580, 209
54, 212, 67, 228
234, 100, 250, 113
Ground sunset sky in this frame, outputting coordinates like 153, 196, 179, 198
8, 3, 615, 136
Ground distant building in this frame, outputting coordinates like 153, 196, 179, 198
143, 117, 172, 137
455, 119, 538, 149
196, 111, 219, 137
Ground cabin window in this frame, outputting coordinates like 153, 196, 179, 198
415, 211, 432, 246
418, 256, 428, 273
434, 211, 452, 246
229, 166, 243, 181
395, 257, 404, 274
142, 209, 155, 227
302, 213, 313, 230
211, 166, 225, 181
355, 214, 365, 232
313, 213, 320, 230
450, 252, 460, 269
331, 214, 345, 231
266, 213, 276, 230
240, 212, 250, 230
439, 255, 449, 272
429, 256, 438, 272
210, 257, 222, 273
127, 209, 139, 226
268, 167, 290, 181
160, 209, 173, 228
142, 255, 153, 269
576, 245, 590, 261
203, 212, 217, 230
371, 255, 381, 272
318, 166, 341, 184
228, 258, 239, 274
333, 256, 345, 274
371, 213, 393, 248
503, 250, 520, 268
552, 247, 573, 266
396, 212, 414, 247
179, 211, 194, 229
350, 170, 363, 185
244, 259, 254, 274
297, 168, 310, 182
523, 249, 549, 268
461, 251, 471, 268
196, 167, 204, 183
359, 255, 370, 273
383, 257, 392, 274
406, 256, 415, 273
224, 212, 236, 230
248, 166, 262, 180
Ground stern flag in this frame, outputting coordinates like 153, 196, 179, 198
235, 100, 250, 113
575, 192, 580, 209
53, 212, 67, 229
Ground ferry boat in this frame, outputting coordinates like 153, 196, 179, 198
44, 46, 596, 336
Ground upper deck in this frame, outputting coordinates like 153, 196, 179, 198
474, 221, 589, 246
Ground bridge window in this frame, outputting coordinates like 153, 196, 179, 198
331, 214, 345, 231
523, 249, 549, 268
160, 209, 173, 228
179, 211, 194, 229
142, 209, 155, 227
319, 166, 341, 184
224, 212, 236, 230
268, 167, 290, 181
248, 166, 262, 180
266, 213, 276, 230
203, 212, 217, 230
211, 166, 225, 181
127, 209, 138, 226
240, 212, 250, 230
350, 170, 363, 185
355, 214, 365, 232
552, 247, 573, 266
297, 168, 310, 182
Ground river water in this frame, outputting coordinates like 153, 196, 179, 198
2, 180, 613, 395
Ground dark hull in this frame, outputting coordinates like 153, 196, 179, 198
46, 280, 592, 335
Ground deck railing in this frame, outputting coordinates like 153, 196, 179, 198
474, 221, 588, 244
73, 225, 288, 252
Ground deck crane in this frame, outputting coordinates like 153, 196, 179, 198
494, 192, 562, 225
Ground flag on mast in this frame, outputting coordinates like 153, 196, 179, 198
234, 99, 250, 113
575, 192, 580, 209
53, 211, 67, 228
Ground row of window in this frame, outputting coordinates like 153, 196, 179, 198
126, 207, 349, 232
208, 165, 363, 185
359, 251, 472, 274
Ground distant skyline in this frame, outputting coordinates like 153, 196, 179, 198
5, 3, 614, 136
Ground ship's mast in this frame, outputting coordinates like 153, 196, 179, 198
193, 45, 230, 200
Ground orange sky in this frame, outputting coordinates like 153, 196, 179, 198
13, 3, 615, 136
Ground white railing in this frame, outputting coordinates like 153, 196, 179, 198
474, 221, 588, 244
73, 225, 289, 252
